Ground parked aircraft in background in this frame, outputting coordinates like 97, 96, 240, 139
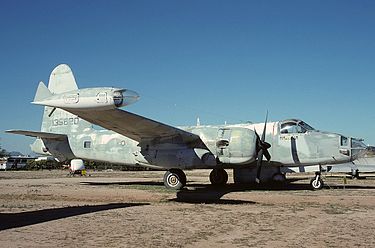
0, 156, 35, 170
7, 64, 368, 190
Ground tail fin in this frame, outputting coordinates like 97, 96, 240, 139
40, 64, 92, 133
34, 81, 52, 102
48, 64, 78, 94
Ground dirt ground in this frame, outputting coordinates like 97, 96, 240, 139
1, 170, 375, 248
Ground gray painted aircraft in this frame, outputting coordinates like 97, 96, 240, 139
285, 146, 375, 178
7, 64, 368, 190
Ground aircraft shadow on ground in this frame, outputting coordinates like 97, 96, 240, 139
173, 182, 375, 204
173, 187, 256, 205
0, 203, 149, 231
80, 180, 375, 204
172, 183, 310, 204
323, 184, 375, 190
81, 181, 165, 186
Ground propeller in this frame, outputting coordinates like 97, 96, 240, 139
255, 111, 271, 183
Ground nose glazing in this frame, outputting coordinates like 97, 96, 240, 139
350, 138, 367, 160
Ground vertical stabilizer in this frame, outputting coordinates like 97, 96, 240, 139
48, 64, 78, 94
40, 64, 92, 133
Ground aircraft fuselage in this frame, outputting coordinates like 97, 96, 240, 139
31, 119, 360, 170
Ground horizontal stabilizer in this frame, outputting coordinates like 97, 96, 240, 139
34, 81, 53, 102
6, 130, 67, 140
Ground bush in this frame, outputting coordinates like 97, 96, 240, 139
83, 160, 156, 171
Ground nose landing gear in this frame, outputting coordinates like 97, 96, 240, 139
310, 171, 324, 190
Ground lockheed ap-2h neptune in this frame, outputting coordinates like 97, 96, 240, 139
7, 64, 367, 190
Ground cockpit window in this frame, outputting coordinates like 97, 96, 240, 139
298, 121, 314, 132
280, 122, 298, 134
280, 120, 315, 134
341, 136, 348, 146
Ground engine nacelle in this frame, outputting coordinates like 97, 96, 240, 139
33, 87, 139, 110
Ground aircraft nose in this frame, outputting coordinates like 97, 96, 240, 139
350, 138, 367, 160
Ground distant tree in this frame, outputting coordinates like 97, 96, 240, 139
0, 143, 8, 157
26, 159, 62, 170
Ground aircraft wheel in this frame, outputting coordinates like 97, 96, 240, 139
310, 177, 324, 190
175, 169, 187, 186
272, 173, 286, 182
351, 169, 360, 179
209, 168, 228, 185
163, 169, 186, 190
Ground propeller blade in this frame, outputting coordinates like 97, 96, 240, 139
255, 149, 263, 183
261, 111, 268, 142
261, 141, 271, 150
263, 149, 271, 161
255, 111, 270, 183
253, 128, 259, 139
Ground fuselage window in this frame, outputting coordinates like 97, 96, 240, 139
84, 141, 91, 149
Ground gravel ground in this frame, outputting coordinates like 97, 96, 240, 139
1, 170, 375, 248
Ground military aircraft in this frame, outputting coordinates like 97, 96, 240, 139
7, 64, 367, 190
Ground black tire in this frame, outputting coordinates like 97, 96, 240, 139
310, 177, 324, 190
172, 169, 187, 186
272, 173, 286, 182
163, 170, 186, 190
209, 168, 228, 185
271, 173, 287, 187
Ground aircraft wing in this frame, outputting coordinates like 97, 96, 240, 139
67, 108, 204, 146
5, 130, 67, 140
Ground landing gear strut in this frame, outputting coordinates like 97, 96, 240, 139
310, 171, 324, 190
209, 168, 228, 185
163, 169, 186, 190
351, 169, 360, 179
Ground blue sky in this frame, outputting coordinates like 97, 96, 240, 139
0, 0, 374, 155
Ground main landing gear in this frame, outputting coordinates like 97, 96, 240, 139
163, 168, 229, 190
163, 169, 186, 190
209, 168, 228, 185
310, 171, 324, 190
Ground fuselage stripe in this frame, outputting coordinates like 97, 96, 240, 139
291, 137, 301, 165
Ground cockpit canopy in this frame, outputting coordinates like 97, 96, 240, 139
280, 119, 315, 134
